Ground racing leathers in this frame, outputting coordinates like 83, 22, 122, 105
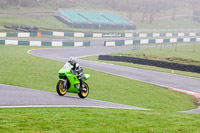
71, 62, 84, 90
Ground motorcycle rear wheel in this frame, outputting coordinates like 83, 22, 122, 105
56, 80, 67, 96
78, 82, 89, 98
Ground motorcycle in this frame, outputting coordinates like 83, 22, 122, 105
56, 62, 90, 98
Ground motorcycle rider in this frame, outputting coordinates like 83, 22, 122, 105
68, 57, 85, 91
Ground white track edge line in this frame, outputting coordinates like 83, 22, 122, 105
0, 105, 150, 110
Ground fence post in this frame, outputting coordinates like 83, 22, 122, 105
160, 44, 162, 51
193, 42, 196, 52
175, 43, 178, 52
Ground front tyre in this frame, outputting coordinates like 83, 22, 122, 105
56, 80, 67, 96
78, 82, 89, 99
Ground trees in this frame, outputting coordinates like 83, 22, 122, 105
0, 0, 77, 10
45, 0, 77, 8
139, 0, 182, 23
0, 0, 39, 9
0, 0, 8, 8
0, 0, 197, 24
187, 0, 200, 9
140, 0, 162, 23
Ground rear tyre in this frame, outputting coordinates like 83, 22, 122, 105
56, 80, 67, 96
78, 82, 89, 99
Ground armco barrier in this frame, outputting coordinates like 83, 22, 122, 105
98, 55, 200, 73
41, 31, 123, 38
0, 39, 90, 47
123, 32, 200, 38
104, 37, 199, 46
1, 31, 200, 38
0, 32, 38, 37
42, 31, 200, 38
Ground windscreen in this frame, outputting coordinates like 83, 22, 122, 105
61, 63, 71, 70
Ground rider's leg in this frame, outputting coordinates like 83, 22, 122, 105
78, 70, 84, 91
79, 78, 83, 90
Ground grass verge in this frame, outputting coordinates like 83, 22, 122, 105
0, 108, 200, 132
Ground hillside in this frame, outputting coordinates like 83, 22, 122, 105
0, 0, 199, 31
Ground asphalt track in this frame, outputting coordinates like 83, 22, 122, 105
1, 45, 150, 110
1, 44, 200, 113
29, 46, 200, 94
0, 84, 148, 110
28, 45, 200, 114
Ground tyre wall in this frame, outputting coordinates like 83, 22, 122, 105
98, 55, 200, 73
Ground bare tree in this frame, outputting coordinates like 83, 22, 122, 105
148, 0, 161, 24
0, 0, 8, 8
171, 0, 178, 20
139, 0, 178, 23
17, 0, 22, 10
187, 0, 200, 10
140, 0, 149, 23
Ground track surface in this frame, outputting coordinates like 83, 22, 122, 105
0, 46, 151, 110
29, 45, 200, 114
0, 84, 148, 110
30, 46, 200, 94
1, 45, 200, 113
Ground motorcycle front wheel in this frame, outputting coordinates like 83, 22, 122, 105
56, 80, 67, 96
78, 82, 89, 98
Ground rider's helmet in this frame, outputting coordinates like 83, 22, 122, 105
68, 56, 76, 65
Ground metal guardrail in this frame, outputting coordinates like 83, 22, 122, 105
125, 29, 200, 33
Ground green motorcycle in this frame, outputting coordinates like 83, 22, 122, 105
56, 63, 90, 98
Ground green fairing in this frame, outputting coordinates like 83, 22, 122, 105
58, 63, 90, 93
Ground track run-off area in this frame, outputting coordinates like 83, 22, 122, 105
29, 46, 200, 94
0, 45, 200, 113
29, 45, 200, 113
0, 46, 151, 110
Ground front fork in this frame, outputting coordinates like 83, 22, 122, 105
63, 79, 68, 89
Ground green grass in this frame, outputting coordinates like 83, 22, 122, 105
0, 16, 69, 31
0, 4, 55, 13
0, 45, 200, 132
0, 108, 200, 133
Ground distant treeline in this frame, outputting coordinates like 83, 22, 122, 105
1, 0, 200, 23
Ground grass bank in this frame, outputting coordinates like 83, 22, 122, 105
0, 16, 69, 31
136, 17, 200, 30
111, 44, 200, 65
1, 14, 200, 32
0, 16, 124, 33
